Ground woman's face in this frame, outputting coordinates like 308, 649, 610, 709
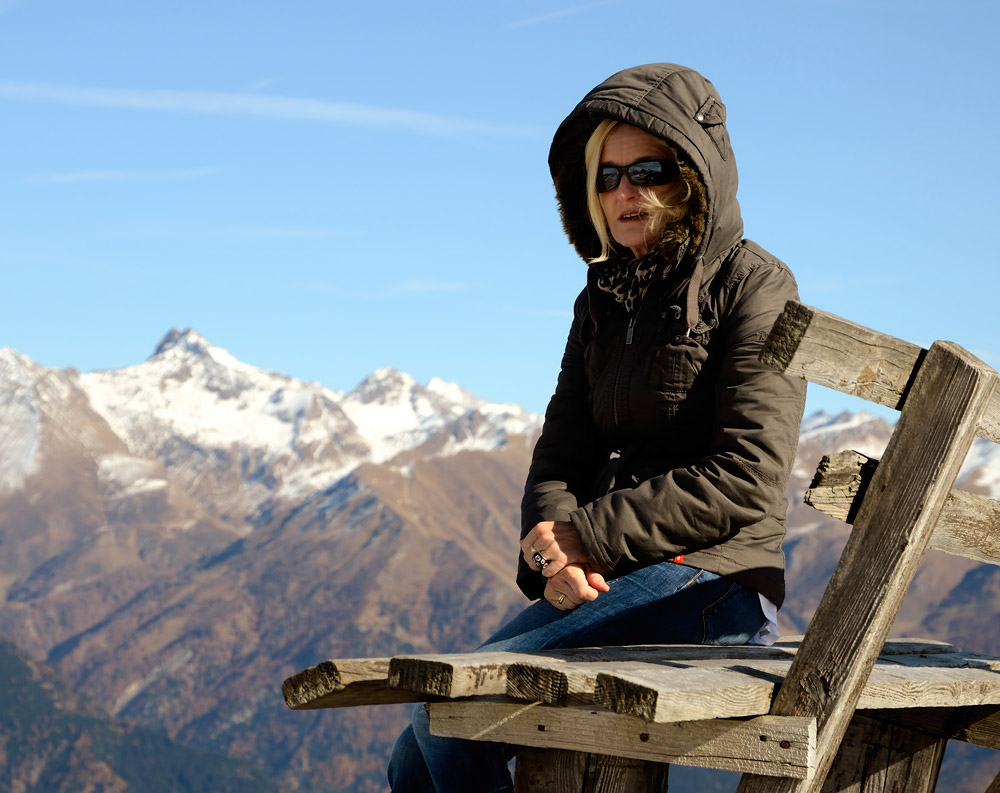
598, 124, 675, 258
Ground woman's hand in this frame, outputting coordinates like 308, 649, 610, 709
521, 520, 589, 579
544, 563, 610, 610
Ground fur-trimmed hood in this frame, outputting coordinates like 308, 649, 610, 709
549, 63, 743, 277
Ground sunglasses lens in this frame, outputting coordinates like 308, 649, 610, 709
628, 160, 679, 186
597, 167, 621, 193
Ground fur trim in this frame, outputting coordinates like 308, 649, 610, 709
653, 161, 707, 262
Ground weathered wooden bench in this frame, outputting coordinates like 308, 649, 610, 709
283, 302, 1000, 792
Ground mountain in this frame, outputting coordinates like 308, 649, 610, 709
0, 331, 540, 792
0, 636, 278, 792
1, 332, 999, 792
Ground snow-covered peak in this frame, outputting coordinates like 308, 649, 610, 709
426, 377, 483, 413
800, 410, 885, 439
350, 367, 422, 406
0, 348, 42, 491
81, 332, 367, 491
153, 327, 214, 359
2, 332, 543, 505
796, 409, 895, 466
336, 366, 542, 464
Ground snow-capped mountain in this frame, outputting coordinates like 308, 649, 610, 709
5, 328, 542, 514
793, 408, 1000, 500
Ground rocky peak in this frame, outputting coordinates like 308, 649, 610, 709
152, 328, 213, 359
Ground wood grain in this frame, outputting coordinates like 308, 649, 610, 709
737, 340, 998, 793
805, 450, 1000, 566
282, 657, 424, 710
864, 705, 1000, 751
820, 712, 946, 793
514, 748, 668, 793
387, 643, 802, 699
427, 698, 816, 779
762, 301, 1000, 444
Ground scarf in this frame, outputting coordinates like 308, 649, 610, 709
594, 253, 661, 315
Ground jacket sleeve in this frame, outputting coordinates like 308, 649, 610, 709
517, 288, 603, 599
569, 258, 807, 574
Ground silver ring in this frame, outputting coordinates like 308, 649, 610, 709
531, 549, 549, 570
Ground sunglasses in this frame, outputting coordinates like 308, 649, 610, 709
596, 159, 680, 193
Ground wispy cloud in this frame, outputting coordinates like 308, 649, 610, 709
502, 0, 624, 30
0, 79, 544, 139
27, 167, 218, 184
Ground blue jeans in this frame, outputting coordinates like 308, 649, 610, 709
387, 562, 765, 793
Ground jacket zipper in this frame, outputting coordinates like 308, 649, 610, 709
612, 314, 637, 427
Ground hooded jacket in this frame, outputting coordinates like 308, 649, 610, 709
519, 64, 807, 608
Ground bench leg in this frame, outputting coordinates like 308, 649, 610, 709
821, 713, 947, 793
514, 748, 669, 792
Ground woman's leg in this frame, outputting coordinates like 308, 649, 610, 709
480, 562, 763, 651
388, 563, 764, 792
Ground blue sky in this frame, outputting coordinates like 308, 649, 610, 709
1, 0, 998, 421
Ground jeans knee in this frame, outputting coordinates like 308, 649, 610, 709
387, 719, 434, 792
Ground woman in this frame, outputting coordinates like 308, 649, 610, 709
388, 62, 806, 793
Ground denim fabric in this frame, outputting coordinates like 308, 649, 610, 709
387, 562, 765, 793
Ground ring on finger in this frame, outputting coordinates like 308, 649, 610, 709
557, 594, 566, 604
530, 546, 549, 570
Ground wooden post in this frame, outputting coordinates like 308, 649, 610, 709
821, 713, 946, 793
736, 339, 998, 793
515, 748, 668, 792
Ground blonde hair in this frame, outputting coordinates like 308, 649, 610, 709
584, 120, 691, 263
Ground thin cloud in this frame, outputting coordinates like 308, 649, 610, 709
0, 79, 544, 139
27, 167, 218, 184
502, 0, 624, 30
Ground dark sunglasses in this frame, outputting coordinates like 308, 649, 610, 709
596, 159, 680, 193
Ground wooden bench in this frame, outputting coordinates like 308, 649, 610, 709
283, 302, 1000, 792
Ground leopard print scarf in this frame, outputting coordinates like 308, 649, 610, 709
594, 254, 661, 315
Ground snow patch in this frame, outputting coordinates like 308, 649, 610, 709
111, 647, 194, 716
0, 349, 41, 490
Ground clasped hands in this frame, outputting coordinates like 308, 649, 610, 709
521, 520, 609, 611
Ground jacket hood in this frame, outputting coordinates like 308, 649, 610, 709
549, 63, 743, 272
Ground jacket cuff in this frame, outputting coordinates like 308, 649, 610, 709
569, 507, 614, 574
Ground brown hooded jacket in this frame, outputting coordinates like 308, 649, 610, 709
519, 63, 807, 608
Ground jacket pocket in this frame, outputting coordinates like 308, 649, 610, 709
647, 337, 710, 393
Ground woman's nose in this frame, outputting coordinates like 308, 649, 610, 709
615, 178, 640, 199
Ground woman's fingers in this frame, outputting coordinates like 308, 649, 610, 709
545, 564, 604, 610
586, 569, 610, 592
522, 521, 587, 576
546, 587, 576, 610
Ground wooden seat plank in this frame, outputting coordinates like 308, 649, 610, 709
282, 657, 425, 710
283, 639, 962, 710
